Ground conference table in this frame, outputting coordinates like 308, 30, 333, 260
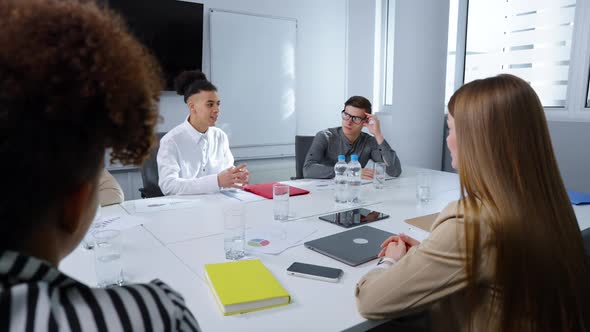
60, 167, 590, 331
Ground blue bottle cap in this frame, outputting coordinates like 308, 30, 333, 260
351, 154, 359, 161
338, 155, 345, 161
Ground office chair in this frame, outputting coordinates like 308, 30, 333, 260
293, 135, 315, 180
582, 227, 590, 257
138, 132, 166, 198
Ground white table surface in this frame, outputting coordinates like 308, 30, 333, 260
60, 167, 590, 331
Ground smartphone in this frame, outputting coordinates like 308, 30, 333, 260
318, 208, 389, 228
286, 262, 343, 283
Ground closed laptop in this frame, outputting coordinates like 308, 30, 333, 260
304, 226, 394, 266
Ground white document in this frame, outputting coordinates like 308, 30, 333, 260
134, 197, 199, 213
361, 176, 397, 186
245, 223, 318, 255
220, 189, 266, 202
89, 215, 147, 232
313, 179, 335, 190
293, 179, 335, 190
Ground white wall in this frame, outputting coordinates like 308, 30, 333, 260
113, 0, 454, 201
346, 0, 376, 100
378, 0, 450, 169
548, 121, 590, 192
111, 0, 350, 199
344, 0, 450, 170
157, 0, 348, 139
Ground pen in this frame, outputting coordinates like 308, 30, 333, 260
147, 203, 166, 207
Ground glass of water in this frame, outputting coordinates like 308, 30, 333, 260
373, 162, 386, 189
273, 183, 290, 221
416, 171, 432, 204
93, 230, 124, 288
82, 204, 102, 250
224, 206, 246, 260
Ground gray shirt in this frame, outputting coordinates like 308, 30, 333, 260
303, 127, 402, 179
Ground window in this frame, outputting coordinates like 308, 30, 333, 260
383, 0, 396, 105
444, 0, 461, 108
464, 0, 576, 108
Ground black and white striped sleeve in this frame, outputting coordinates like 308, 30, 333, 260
0, 251, 201, 332
149, 279, 200, 332
53, 280, 200, 331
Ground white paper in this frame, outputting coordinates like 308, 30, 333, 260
290, 179, 335, 190
310, 179, 335, 191
361, 175, 397, 186
89, 215, 147, 233
245, 223, 318, 255
134, 197, 199, 213
220, 189, 266, 202
278, 179, 315, 187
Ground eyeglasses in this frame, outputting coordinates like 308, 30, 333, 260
341, 110, 367, 124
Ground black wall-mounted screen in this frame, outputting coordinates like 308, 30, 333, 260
105, 0, 204, 90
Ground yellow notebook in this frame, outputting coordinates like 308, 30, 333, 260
204, 259, 291, 316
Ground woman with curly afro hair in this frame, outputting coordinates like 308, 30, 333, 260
0, 0, 199, 330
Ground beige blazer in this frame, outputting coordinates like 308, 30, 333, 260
98, 169, 124, 206
355, 201, 498, 331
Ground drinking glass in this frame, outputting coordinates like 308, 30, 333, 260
224, 207, 246, 260
416, 171, 432, 204
93, 230, 124, 287
273, 183, 290, 221
82, 205, 102, 250
373, 162, 386, 189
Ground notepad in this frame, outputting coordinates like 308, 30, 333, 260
567, 190, 590, 205
405, 213, 439, 232
204, 259, 291, 315
243, 182, 310, 199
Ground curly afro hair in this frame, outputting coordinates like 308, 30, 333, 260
0, 0, 163, 247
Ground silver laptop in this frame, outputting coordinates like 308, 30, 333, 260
304, 226, 394, 266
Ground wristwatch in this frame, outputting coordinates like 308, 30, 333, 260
377, 257, 397, 266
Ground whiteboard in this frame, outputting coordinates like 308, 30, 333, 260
210, 9, 296, 154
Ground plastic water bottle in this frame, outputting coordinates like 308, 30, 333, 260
334, 155, 348, 203
347, 154, 362, 203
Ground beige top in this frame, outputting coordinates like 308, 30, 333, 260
98, 169, 124, 206
355, 201, 498, 331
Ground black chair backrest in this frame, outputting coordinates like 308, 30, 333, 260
139, 132, 166, 198
295, 135, 315, 179
582, 227, 590, 257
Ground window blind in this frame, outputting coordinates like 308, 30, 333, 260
464, 0, 576, 107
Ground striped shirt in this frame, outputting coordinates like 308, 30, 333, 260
0, 250, 200, 331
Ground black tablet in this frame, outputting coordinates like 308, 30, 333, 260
318, 208, 389, 228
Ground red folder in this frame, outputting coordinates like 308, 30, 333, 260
243, 182, 310, 199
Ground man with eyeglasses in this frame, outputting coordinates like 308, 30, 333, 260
303, 96, 402, 179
